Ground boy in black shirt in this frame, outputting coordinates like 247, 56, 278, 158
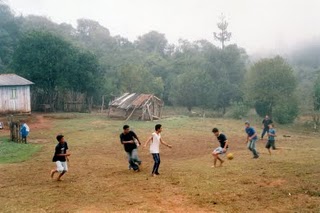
261, 115, 273, 139
120, 125, 141, 172
50, 134, 70, 181
211, 128, 229, 167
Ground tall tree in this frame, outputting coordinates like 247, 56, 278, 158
12, 30, 102, 109
0, 2, 21, 72
213, 14, 231, 49
245, 56, 298, 123
314, 72, 320, 111
135, 31, 168, 56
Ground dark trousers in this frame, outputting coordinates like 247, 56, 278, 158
126, 150, 139, 171
261, 128, 269, 139
152, 153, 161, 174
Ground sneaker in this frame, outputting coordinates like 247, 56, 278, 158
253, 155, 259, 159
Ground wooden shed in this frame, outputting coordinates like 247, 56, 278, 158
108, 93, 164, 121
0, 74, 34, 114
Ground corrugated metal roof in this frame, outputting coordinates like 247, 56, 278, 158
0, 74, 34, 86
110, 93, 159, 110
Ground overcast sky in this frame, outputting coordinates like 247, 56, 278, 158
6, 0, 320, 54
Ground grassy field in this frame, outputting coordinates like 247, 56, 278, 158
0, 138, 41, 163
0, 112, 319, 213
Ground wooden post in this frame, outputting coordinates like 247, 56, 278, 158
146, 104, 153, 121
126, 106, 138, 121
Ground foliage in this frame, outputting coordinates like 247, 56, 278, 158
273, 97, 299, 124
229, 102, 250, 119
254, 100, 272, 117
12, 30, 102, 109
245, 56, 298, 123
213, 14, 231, 49
0, 2, 21, 72
314, 72, 320, 110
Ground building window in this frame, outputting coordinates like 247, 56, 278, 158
11, 88, 17, 99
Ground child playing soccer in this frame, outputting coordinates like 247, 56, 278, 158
266, 124, 276, 155
245, 121, 259, 159
50, 134, 70, 181
211, 128, 229, 167
144, 124, 172, 177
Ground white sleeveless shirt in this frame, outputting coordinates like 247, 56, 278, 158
150, 132, 161, 154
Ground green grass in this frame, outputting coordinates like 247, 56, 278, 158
0, 137, 41, 164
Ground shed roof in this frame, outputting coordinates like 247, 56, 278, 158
0, 74, 34, 86
110, 93, 161, 110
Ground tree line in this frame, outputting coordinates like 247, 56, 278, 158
1, 2, 320, 125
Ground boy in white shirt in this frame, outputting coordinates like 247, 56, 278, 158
144, 124, 172, 177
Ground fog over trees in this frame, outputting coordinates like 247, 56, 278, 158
1, 2, 320, 125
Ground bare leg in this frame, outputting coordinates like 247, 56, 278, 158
57, 171, 66, 181
217, 156, 224, 166
50, 169, 57, 178
268, 148, 271, 155
212, 153, 218, 167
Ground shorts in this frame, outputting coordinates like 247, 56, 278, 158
213, 147, 227, 154
56, 161, 68, 173
266, 140, 275, 149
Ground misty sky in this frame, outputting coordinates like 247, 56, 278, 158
6, 0, 320, 54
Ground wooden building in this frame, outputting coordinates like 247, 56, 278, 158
0, 74, 34, 114
108, 93, 164, 121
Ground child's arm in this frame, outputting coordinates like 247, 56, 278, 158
269, 131, 276, 137
223, 140, 228, 152
121, 140, 135, 144
249, 132, 257, 141
160, 138, 172, 148
144, 136, 153, 147
246, 135, 249, 143
56, 153, 70, 157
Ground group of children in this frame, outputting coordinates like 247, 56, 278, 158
50, 118, 276, 181
50, 124, 172, 181
211, 120, 276, 169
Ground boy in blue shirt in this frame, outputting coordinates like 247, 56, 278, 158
266, 124, 276, 155
245, 121, 259, 159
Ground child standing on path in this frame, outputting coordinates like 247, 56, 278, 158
144, 124, 172, 177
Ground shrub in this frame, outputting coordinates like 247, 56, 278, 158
229, 102, 250, 119
273, 98, 299, 124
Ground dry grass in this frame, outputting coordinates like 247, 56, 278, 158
0, 113, 319, 213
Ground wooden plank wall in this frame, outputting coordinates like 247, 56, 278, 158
0, 86, 31, 113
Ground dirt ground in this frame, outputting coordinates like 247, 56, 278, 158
0, 113, 319, 213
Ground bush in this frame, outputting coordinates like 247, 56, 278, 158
229, 102, 250, 119
273, 99, 299, 124
254, 101, 272, 117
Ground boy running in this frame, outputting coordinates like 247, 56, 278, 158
51, 134, 70, 181
245, 121, 259, 159
211, 128, 229, 167
266, 124, 276, 154
144, 124, 172, 177
120, 125, 141, 172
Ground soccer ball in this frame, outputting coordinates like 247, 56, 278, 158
227, 153, 234, 160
